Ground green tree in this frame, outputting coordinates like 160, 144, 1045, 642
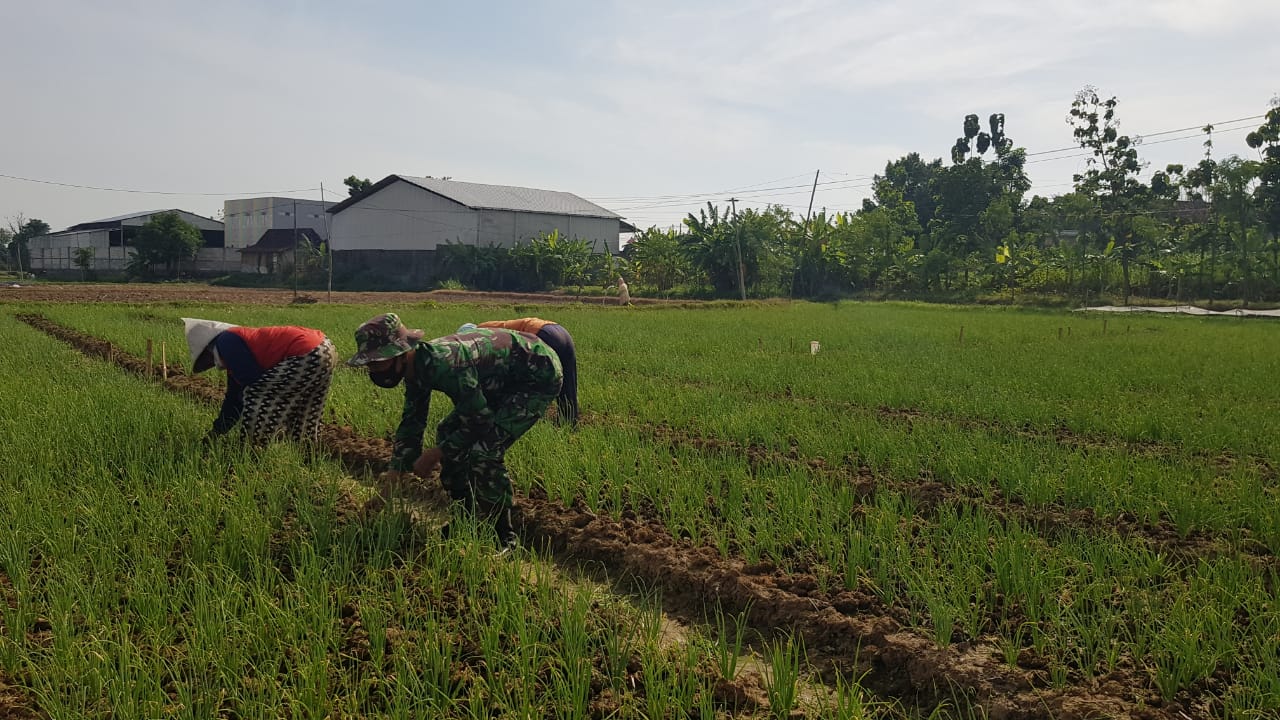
1068, 87, 1152, 305
1246, 103, 1280, 290
679, 203, 789, 297
73, 246, 95, 281
1209, 156, 1262, 303
343, 175, 374, 197
626, 227, 690, 293
0, 228, 12, 271
7, 216, 50, 274
437, 241, 509, 289
874, 153, 942, 239
506, 230, 592, 291
951, 113, 1014, 164
822, 199, 919, 292
679, 203, 736, 295
128, 212, 203, 278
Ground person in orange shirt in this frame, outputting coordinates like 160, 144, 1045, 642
460, 317, 578, 426
182, 318, 338, 444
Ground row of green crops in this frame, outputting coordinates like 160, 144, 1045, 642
29, 302, 1280, 548
0, 313, 896, 719
14, 299, 1280, 716
32, 300, 1280, 458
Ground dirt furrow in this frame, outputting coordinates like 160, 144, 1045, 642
625, 416, 1276, 572
610, 368, 1278, 483
15, 312, 1196, 720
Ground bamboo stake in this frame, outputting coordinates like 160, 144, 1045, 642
161, 341, 168, 380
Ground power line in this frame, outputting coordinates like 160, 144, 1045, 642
0, 172, 320, 196
603, 113, 1270, 205
1024, 114, 1264, 158
1, 112, 1268, 216
1024, 124, 1255, 166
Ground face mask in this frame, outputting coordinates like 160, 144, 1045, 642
368, 362, 404, 388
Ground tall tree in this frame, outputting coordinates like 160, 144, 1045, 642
1210, 156, 1262, 303
873, 153, 941, 239
1068, 87, 1151, 305
7, 216, 50, 274
0, 228, 11, 268
343, 175, 374, 197
1246, 102, 1280, 287
626, 227, 691, 294
128, 212, 203, 278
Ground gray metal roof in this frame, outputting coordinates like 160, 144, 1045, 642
397, 176, 621, 219
67, 208, 223, 230
83, 209, 177, 224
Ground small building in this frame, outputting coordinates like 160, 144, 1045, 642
26, 209, 225, 273
240, 227, 324, 274
222, 197, 334, 250
326, 175, 630, 286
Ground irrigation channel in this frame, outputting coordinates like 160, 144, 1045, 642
13, 311, 1205, 720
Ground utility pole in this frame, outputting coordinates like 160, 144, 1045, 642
728, 197, 746, 300
804, 169, 820, 225
796, 169, 820, 299
292, 198, 298, 299
321, 182, 332, 302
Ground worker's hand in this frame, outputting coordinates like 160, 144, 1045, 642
413, 447, 444, 478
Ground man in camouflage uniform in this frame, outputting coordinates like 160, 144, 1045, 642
347, 312, 563, 551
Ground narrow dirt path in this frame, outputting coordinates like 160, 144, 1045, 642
14, 312, 1199, 720
628, 416, 1277, 574
609, 368, 1278, 484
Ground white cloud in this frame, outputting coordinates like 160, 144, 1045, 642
2, 0, 1276, 231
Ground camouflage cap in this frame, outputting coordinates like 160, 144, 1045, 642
346, 313, 425, 367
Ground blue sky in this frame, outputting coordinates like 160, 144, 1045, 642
2, 0, 1277, 233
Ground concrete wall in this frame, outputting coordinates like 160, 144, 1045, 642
114, 210, 223, 231
330, 180, 478, 251
29, 244, 242, 274
332, 249, 439, 289
331, 179, 622, 254
223, 198, 332, 249
501, 211, 620, 253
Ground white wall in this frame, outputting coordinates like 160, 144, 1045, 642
223, 198, 331, 249
329, 180, 478, 251
331, 179, 622, 253
117, 210, 223, 232
27, 230, 117, 270
28, 244, 241, 273
508, 212, 621, 253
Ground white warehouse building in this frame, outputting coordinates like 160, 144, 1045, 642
324, 175, 632, 288
222, 197, 334, 249
327, 175, 629, 254
26, 209, 226, 274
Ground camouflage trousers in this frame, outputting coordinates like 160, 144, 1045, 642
436, 379, 561, 509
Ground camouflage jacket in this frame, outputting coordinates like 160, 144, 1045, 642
391, 328, 563, 470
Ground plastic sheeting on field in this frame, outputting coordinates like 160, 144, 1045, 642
1076, 305, 1280, 318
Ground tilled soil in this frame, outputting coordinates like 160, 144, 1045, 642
612, 368, 1278, 485
0, 676, 39, 720
634, 418, 1277, 575
13, 312, 1206, 720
